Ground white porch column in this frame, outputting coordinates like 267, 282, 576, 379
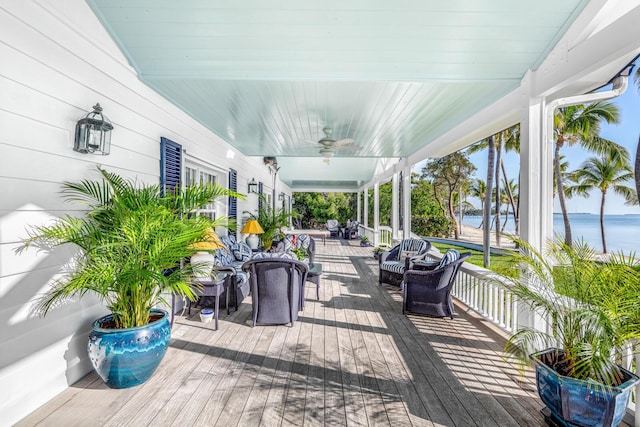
391, 173, 400, 240
518, 71, 554, 330
356, 191, 361, 223
402, 167, 412, 239
373, 182, 380, 246
520, 71, 554, 254
363, 187, 369, 228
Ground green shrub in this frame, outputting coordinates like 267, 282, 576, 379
412, 215, 453, 238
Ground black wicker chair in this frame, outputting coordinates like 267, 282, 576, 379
379, 238, 431, 286
242, 257, 308, 327
402, 251, 471, 318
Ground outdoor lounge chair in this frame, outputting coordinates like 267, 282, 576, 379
326, 219, 340, 237
402, 250, 471, 318
242, 256, 308, 326
378, 238, 431, 286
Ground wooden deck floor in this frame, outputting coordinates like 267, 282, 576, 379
18, 239, 547, 427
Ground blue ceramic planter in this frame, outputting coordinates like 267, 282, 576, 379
87, 308, 171, 389
532, 348, 639, 427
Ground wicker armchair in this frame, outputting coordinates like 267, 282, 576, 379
326, 219, 340, 237
402, 251, 471, 318
378, 238, 431, 286
242, 257, 308, 327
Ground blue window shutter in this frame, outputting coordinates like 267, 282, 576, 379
228, 168, 237, 221
160, 137, 182, 195
258, 181, 264, 212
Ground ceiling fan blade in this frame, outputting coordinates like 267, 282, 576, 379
336, 145, 362, 151
334, 138, 355, 146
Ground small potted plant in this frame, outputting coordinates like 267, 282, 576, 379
360, 236, 372, 247
501, 238, 640, 427
373, 245, 388, 260
23, 167, 241, 388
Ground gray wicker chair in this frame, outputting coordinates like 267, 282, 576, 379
379, 238, 431, 286
402, 251, 471, 318
242, 257, 308, 326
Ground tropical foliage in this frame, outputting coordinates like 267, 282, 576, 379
246, 193, 297, 250
292, 192, 355, 228
569, 151, 635, 253
421, 151, 476, 239
502, 238, 640, 385
553, 101, 622, 246
23, 167, 240, 328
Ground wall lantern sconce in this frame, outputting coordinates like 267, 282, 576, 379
74, 103, 113, 155
278, 192, 285, 201
291, 197, 296, 205
247, 178, 258, 194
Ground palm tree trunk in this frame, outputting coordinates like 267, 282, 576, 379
449, 185, 459, 240
501, 161, 517, 232
494, 133, 503, 246
599, 191, 607, 254
635, 135, 640, 202
554, 140, 573, 246
483, 135, 495, 267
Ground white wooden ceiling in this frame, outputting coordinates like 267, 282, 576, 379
87, 0, 589, 190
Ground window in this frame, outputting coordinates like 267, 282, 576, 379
184, 159, 223, 221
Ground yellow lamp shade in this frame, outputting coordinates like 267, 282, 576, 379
189, 227, 224, 251
241, 219, 264, 235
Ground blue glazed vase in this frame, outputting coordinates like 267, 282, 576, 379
87, 308, 171, 389
532, 348, 639, 427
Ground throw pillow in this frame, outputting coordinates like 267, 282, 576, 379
231, 242, 252, 262
437, 249, 460, 269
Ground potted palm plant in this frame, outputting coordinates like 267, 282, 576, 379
502, 238, 640, 427
23, 167, 240, 388
245, 194, 296, 250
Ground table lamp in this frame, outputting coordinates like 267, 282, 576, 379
189, 227, 224, 278
242, 219, 264, 250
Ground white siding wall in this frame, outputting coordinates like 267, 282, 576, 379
0, 1, 290, 424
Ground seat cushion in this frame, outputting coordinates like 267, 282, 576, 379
380, 260, 406, 275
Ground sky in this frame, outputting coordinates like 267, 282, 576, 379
415, 82, 640, 215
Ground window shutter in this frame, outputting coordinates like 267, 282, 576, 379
228, 168, 237, 222
160, 137, 182, 195
258, 181, 264, 212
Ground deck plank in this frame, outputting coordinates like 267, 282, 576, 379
17, 238, 552, 427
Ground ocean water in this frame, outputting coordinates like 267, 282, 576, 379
462, 214, 640, 254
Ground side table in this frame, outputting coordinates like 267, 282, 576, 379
189, 276, 227, 330
306, 263, 323, 302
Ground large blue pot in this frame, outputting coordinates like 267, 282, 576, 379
87, 308, 171, 389
532, 348, 639, 427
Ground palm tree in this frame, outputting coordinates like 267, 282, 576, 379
553, 102, 622, 246
483, 135, 496, 267
468, 125, 521, 234
571, 151, 634, 253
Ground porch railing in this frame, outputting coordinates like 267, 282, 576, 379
424, 251, 638, 422
425, 252, 518, 334
359, 225, 393, 247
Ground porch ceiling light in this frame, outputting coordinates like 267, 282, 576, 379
74, 103, 113, 155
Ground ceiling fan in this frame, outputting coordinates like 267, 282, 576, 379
316, 127, 361, 159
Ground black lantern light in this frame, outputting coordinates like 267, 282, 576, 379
247, 178, 258, 194
74, 103, 113, 155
